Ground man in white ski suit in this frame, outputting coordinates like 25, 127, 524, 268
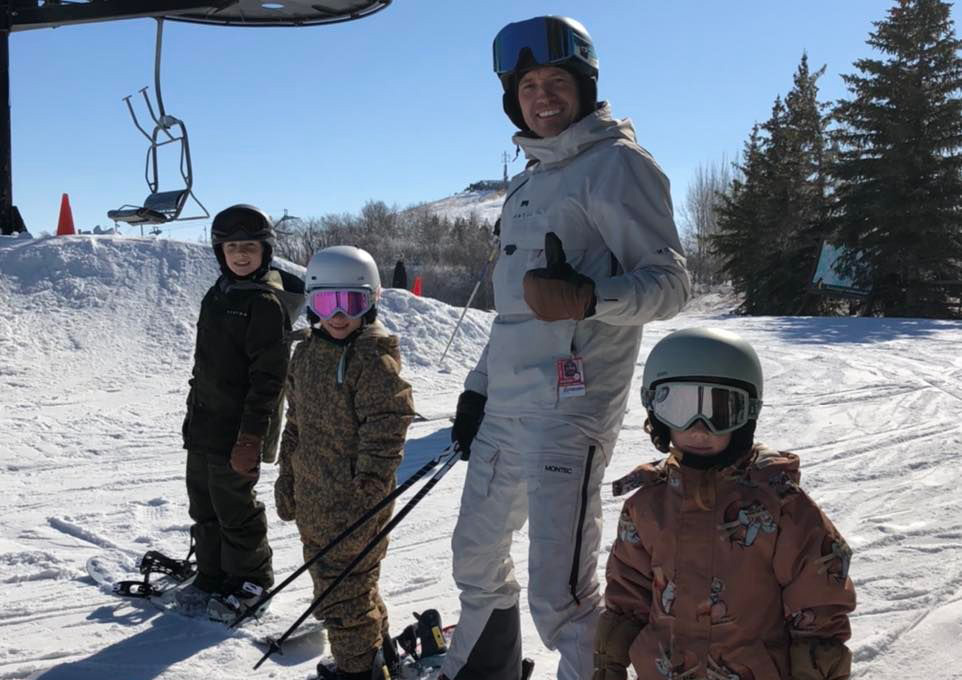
441, 16, 691, 680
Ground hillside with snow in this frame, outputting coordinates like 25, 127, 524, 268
418, 181, 505, 226
2, 233, 962, 679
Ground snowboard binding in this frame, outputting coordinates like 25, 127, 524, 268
113, 546, 196, 599
413, 609, 447, 657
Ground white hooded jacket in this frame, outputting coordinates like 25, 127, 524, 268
466, 103, 691, 446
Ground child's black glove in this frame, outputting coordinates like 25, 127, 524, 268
523, 232, 596, 321
451, 390, 486, 460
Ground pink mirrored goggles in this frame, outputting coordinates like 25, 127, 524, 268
308, 289, 374, 320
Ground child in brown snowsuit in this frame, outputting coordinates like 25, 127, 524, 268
593, 328, 856, 680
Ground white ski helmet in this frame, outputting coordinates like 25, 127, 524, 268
305, 245, 381, 293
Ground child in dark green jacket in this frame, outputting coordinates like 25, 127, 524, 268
178, 204, 303, 622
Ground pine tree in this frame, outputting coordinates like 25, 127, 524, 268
831, 0, 962, 318
713, 126, 771, 314
713, 54, 831, 315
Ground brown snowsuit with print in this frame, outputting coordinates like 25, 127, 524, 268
275, 321, 415, 674
600, 444, 855, 680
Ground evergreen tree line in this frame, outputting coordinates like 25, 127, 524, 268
273, 200, 497, 309
684, 0, 962, 319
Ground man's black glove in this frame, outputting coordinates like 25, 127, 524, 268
523, 232, 597, 321
452, 390, 486, 460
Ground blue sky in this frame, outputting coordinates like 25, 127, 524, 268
8, 0, 921, 242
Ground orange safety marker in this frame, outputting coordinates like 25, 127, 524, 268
56, 193, 75, 236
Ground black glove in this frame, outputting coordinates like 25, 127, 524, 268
451, 390, 486, 460
523, 232, 596, 321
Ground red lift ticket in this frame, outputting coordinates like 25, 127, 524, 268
557, 356, 586, 398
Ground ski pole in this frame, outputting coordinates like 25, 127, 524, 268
438, 240, 499, 365
231, 447, 453, 629
254, 447, 462, 670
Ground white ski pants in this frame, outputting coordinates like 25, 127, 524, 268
442, 414, 608, 680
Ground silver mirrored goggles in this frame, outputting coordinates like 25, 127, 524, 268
641, 382, 762, 434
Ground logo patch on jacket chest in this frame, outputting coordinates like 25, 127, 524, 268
226, 309, 249, 319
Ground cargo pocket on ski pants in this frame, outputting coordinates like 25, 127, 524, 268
463, 433, 498, 499
451, 422, 525, 606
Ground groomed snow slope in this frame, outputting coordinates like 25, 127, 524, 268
1, 234, 961, 679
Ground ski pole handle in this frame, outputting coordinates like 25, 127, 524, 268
233, 447, 452, 629
254, 447, 461, 669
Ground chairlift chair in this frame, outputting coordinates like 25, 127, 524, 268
108, 18, 209, 227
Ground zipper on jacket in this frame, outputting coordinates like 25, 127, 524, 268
336, 345, 349, 386
568, 445, 596, 606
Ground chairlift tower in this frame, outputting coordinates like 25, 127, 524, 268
0, 0, 391, 235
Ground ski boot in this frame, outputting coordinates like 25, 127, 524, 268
207, 580, 269, 624
376, 632, 400, 678
316, 636, 398, 680
173, 582, 214, 617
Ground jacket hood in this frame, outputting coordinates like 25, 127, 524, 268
513, 102, 636, 166
354, 321, 402, 362
220, 269, 306, 322
611, 443, 800, 498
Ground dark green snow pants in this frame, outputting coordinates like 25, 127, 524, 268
186, 448, 274, 593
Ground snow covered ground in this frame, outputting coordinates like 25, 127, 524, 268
1, 234, 961, 679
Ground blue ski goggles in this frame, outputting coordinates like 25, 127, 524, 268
642, 382, 762, 434
493, 17, 597, 77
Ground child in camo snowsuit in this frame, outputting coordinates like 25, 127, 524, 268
275, 246, 414, 680
594, 328, 856, 680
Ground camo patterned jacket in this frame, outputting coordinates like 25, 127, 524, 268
275, 322, 415, 555
604, 444, 856, 680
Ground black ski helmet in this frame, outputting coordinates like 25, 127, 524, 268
210, 204, 276, 278
492, 16, 599, 133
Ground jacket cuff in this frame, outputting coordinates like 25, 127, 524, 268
239, 415, 269, 439
463, 369, 488, 397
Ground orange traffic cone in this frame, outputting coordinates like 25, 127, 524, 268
412, 276, 422, 296
56, 193, 75, 236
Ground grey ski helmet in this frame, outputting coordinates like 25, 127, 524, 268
304, 246, 381, 324
304, 246, 381, 293
210, 204, 276, 277
492, 16, 599, 133
641, 327, 764, 458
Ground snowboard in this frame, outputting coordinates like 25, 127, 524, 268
87, 550, 304, 646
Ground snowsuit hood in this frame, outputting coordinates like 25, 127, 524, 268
514, 102, 635, 165
604, 443, 855, 679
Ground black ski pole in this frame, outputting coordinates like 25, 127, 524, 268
253, 447, 461, 670
232, 447, 453, 629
